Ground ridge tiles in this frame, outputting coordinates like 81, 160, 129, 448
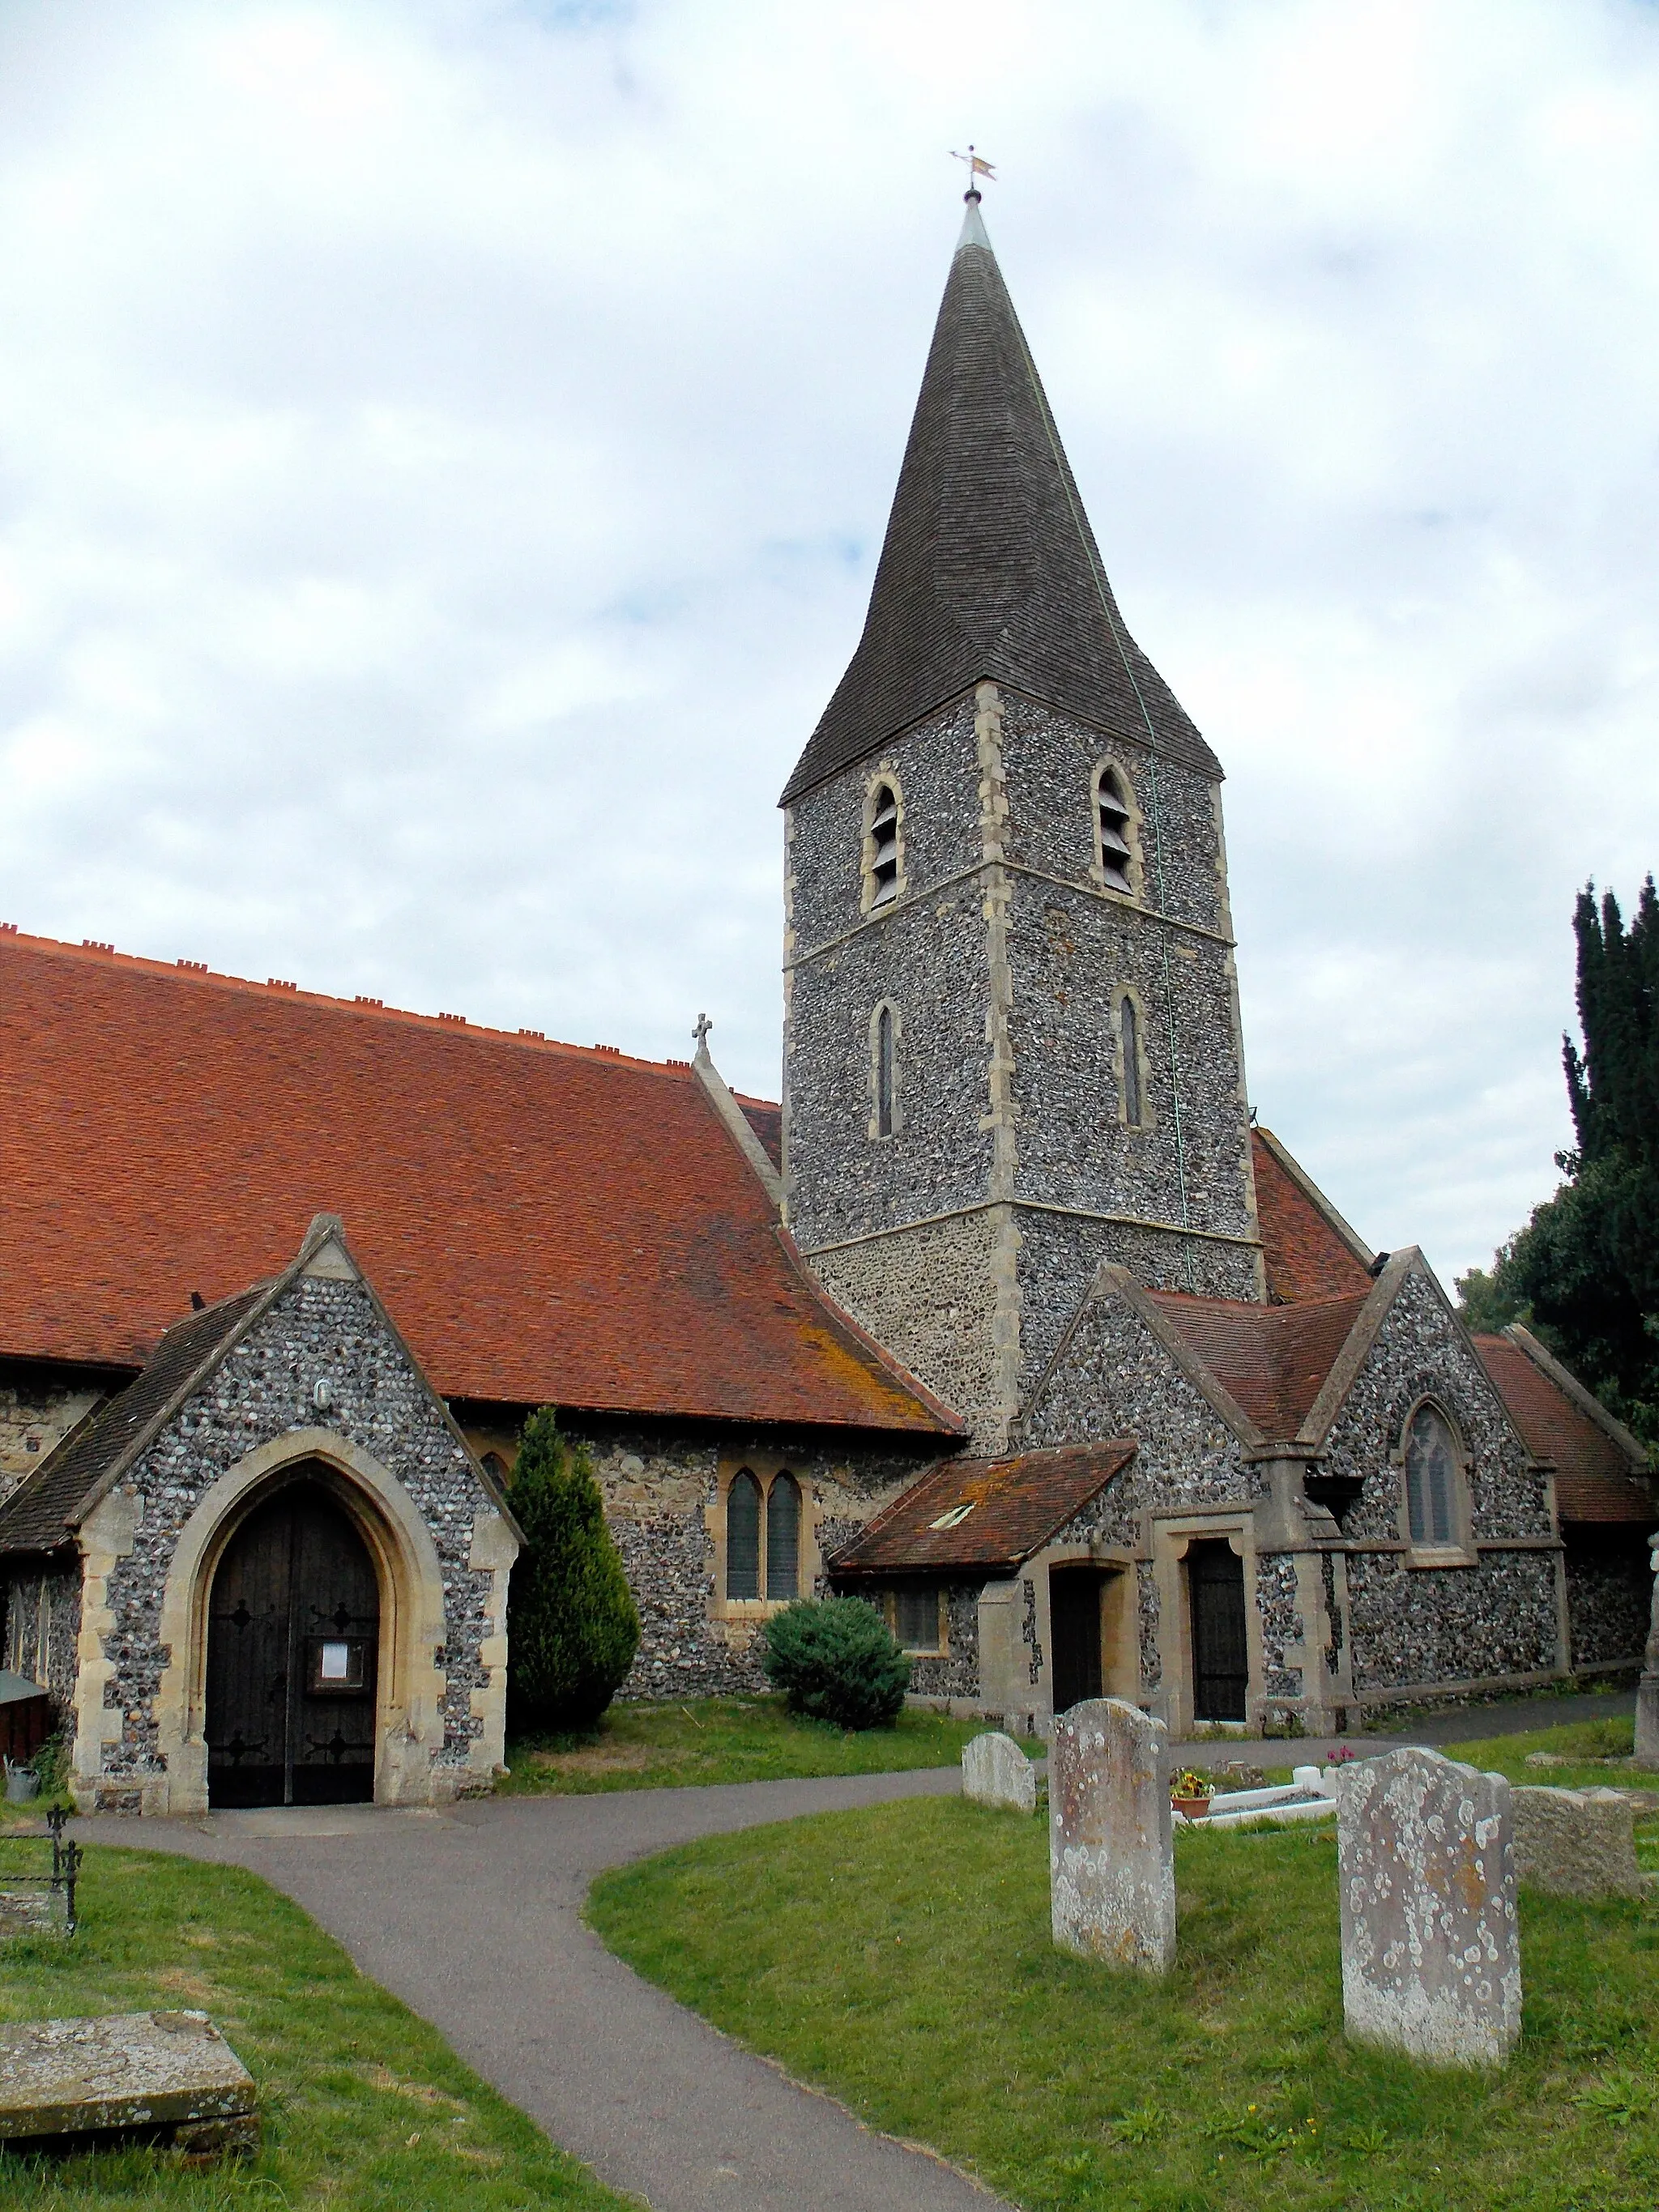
0, 930, 951, 1436
781, 205, 1218, 804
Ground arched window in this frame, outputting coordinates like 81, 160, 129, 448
766, 1473, 801, 1600
1094, 766, 1136, 894
727, 1470, 761, 1599
1118, 992, 1145, 1129
1404, 1403, 1459, 1548
480, 1450, 508, 1485
875, 1003, 897, 1139
864, 779, 902, 910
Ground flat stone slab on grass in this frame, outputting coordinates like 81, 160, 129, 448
1050, 1697, 1174, 1975
962, 1732, 1035, 1814
0, 2010, 257, 2152
1512, 1785, 1648, 1899
1337, 1747, 1520, 2069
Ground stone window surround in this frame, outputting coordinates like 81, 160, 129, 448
878, 1582, 950, 1656
1150, 1515, 1266, 1742
1392, 1394, 1478, 1569
866, 998, 904, 1141
707, 1453, 820, 1620
859, 766, 909, 917
1089, 755, 1146, 904
1111, 982, 1155, 1133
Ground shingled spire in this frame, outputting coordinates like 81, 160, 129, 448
781, 197, 1219, 803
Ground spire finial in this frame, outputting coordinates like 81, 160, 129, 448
693, 1012, 713, 1059
950, 144, 996, 205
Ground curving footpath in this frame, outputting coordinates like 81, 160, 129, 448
78, 1767, 1007, 2212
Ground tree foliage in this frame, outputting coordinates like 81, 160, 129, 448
1463, 879, 1659, 1455
506, 1408, 640, 1733
762, 1596, 911, 1729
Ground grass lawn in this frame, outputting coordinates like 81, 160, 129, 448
503, 1694, 1038, 1794
591, 1790, 1659, 2211
0, 1843, 633, 2209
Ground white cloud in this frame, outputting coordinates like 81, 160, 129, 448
1, 0, 1656, 1285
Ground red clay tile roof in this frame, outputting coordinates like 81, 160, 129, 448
1143, 1288, 1369, 1443
0, 932, 955, 1436
830, 1442, 1135, 1575
1251, 1130, 1375, 1303
1473, 1334, 1655, 1526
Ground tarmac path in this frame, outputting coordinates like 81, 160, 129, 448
79, 1767, 1007, 2212
74, 1688, 1633, 2209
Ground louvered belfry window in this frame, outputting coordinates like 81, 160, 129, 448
1405, 1404, 1457, 1547
727, 1470, 761, 1599
1096, 769, 1133, 892
868, 784, 900, 906
766, 1473, 801, 1600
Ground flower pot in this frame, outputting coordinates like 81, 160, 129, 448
1171, 1792, 1210, 1820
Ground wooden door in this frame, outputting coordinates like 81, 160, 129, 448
1049, 1566, 1106, 1715
206, 1477, 380, 1809
1188, 1541, 1248, 1722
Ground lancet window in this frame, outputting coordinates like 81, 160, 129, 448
864, 779, 902, 911
1094, 765, 1137, 895
724, 1467, 804, 1604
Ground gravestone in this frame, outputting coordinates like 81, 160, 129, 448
1049, 1697, 1174, 1975
1636, 1532, 1659, 1769
0, 2011, 258, 2154
962, 1731, 1036, 1814
1512, 1785, 1646, 1899
1337, 1747, 1520, 2067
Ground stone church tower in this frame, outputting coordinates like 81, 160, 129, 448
781, 192, 1265, 1450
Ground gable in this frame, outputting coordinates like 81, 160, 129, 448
0, 933, 954, 1438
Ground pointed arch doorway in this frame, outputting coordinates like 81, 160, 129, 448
205, 1473, 381, 1809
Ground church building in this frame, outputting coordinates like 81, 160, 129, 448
0, 190, 1651, 1810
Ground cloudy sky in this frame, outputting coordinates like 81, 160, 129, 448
2, 0, 1656, 1288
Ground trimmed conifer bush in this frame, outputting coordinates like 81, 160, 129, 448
762, 1596, 911, 1729
506, 1408, 641, 1733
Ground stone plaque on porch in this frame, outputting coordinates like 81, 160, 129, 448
1337, 1747, 1520, 2067
0, 2010, 258, 2151
1049, 1696, 1175, 1974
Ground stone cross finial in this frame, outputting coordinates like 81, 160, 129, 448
692, 1012, 712, 1055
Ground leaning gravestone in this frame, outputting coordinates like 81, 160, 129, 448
962, 1730, 1036, 1814
1049, 1697, 1174, 1975
0, 2011, 258, 2156
1636, 1532, 1659, 1769
1512, 1785, 1647, 1899
1337, 1747, 1520, 2067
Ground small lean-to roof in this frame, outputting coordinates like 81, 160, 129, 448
1473, 1330, 1655, 1527
830, 1442, 1136, 1576
1142, 1288, 1371, 1445
780, 200, 1218, 806
1250, 1129, 1375, 1303
0, 931, 956, 1438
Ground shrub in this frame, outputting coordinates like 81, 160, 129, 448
762, 1596, 911, 1729
506, 1409, 640, 1733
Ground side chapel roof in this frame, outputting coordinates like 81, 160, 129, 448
780, 197, 1219, 804
0, 931, 957, 1438
1473, 1328, 1655, 1528
829, 1441, 1137, 1576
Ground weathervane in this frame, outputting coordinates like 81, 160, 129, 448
950, 144, 996, 201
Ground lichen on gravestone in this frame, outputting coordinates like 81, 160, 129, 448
1337, 1747, 1520, 2068
1049, 1697, 1174, 1975
962, 1730, 1036, 1814
0, 2010, 258, 2150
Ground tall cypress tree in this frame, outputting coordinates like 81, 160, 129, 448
505, 1409, 641, 1733
1471, 878, 1659, 1455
